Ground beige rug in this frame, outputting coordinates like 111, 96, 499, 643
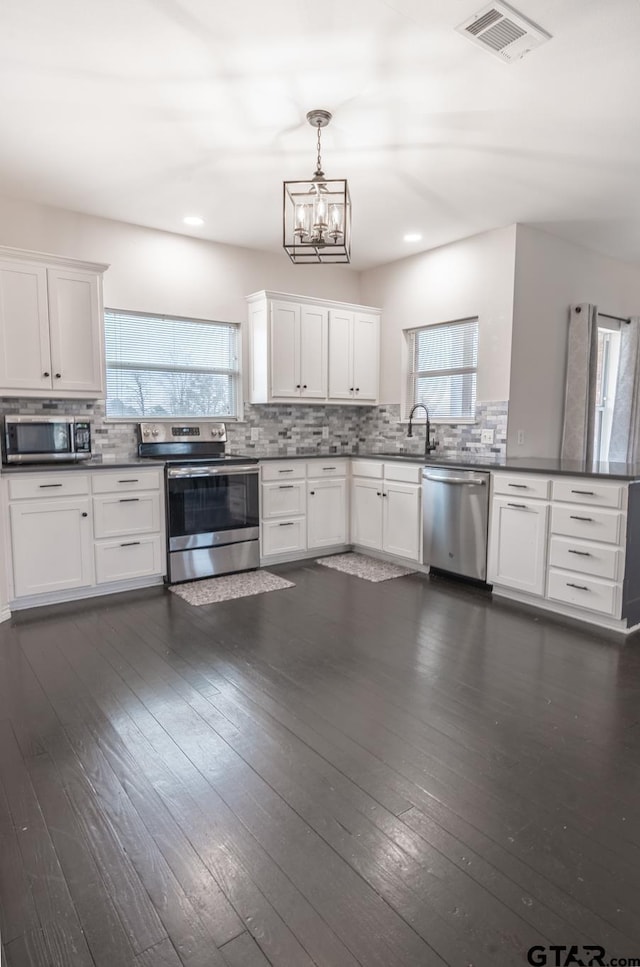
170, 570, 294, 606
316, 552, 416, 582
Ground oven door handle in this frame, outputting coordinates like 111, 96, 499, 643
166, 464, 259, 478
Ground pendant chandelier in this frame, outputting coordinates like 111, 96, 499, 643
283, 109, 351, 264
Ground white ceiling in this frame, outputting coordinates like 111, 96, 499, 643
2, 0, 640, 269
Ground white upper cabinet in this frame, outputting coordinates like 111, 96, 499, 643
0, 247, 108, 398
248, 291, 380, 405
329, 310, 380, 402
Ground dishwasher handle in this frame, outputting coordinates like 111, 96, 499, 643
423, 473, 487, 486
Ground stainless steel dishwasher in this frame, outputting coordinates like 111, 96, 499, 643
422, 467, 490, 581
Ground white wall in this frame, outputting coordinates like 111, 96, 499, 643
359, 225, 516, 407
0, 194, 362, 323
508, 224, 640, 457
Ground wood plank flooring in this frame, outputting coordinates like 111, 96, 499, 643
1, 563, 640, 966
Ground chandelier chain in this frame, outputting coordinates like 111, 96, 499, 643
316, 124, 322, 175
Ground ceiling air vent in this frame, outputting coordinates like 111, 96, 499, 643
456, 2, 551, 63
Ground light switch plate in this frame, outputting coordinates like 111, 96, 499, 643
480, 429, 495, 445
322, 426, 329, 439
250, 427, 260, 442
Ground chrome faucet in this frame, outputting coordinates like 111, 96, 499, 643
407, 403, 437, 456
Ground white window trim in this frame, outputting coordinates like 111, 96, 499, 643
402, 316, 479, 423
103, 308, 244, 422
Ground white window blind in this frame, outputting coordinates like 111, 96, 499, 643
407, 318, 478, 421
105, 309, 240, 419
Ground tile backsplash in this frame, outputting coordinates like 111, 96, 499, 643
0, 398, 508, 460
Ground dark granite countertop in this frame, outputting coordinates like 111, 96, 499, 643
1, 457, 155, 473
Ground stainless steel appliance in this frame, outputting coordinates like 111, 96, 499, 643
138, 421, 259, 584
422, 466, 490, 581
2, 415, 91, 464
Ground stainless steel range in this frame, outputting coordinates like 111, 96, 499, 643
138, 422, 259, 584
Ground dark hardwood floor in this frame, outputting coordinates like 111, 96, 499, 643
1, 562, 640, 967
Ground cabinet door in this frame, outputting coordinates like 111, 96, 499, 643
299, 305, 327, 398
47, 268, 103, 394
352, 312, 379, 402
308, 479, 347, 549
488, 497, 548, 596
382, 482, 421, 561
270, 301, 300, 398
351, 479, 383, 550
0, 260, 52, 391
328, 309, 354, 399
10, 497, 93, 597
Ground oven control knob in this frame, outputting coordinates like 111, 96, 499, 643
152, 429, 159, 437
142, 428, 150, 437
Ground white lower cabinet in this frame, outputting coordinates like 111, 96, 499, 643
351, 467, 421, 562
262, 518, 306, 557
10, 496, 94, 596
307, 478, 347, 549
488, 496, 549, 596
5, 467, 165, 607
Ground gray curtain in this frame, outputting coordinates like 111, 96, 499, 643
608, 316, 640, 463
561, 304, 598, 463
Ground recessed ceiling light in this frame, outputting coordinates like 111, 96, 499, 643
183, 215, 204, 227
403, 232, 422, 243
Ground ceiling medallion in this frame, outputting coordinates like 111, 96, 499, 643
283, 109, 351, 264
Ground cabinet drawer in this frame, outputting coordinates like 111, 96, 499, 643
95, 536, 164, 584
351, 460, 383, 479
261, 481, 306, 518
92, 470, 161, 494
550, 505, 623, 545
552, 478, 625, 509
548, 536, 622, 581
261, 461, 306, 481
307, 459, 347, 478
384, 462, 422, 484
261, 518, 306, 557
8, 473, 90, 500
93, 492, 161, 539
547, 567, 619, 617
492, 474, 550, 500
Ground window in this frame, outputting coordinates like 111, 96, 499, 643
105, 309, 240, 419
406, 317, 478, 421
593, 323, 621, 462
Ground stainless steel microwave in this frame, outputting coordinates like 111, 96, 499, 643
2, 416, 92, 464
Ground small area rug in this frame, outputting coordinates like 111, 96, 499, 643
170, 570, 294, 606
316, 552, 416, 583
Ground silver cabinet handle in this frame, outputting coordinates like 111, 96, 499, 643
508, 483, 528, 489
507, 502, 528, 509
119, 497, 140, 503
118, 479, 139, 484
567, 582, 589, 591
278, 485, 294, 489
278, 522, 294, 527
322, 466, 337, 470
424, 474, 486, 485
571, 489, 594, 496
568, 549, 591, 557
120, 541, 141, 547
570, 515, 593, 522
278, 469, 294, 473
39, 483, 63, 488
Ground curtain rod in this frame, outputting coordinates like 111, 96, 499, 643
597, 311, 631, 325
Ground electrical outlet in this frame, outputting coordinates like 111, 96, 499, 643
250, 427, 260, 442
517, 429, 525, 446
480, 429, 495, 445
321, 426, 329, 439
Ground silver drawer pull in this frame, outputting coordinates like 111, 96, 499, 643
118, 478, 139, 483
119, 497, 140, 503
279, 522, 295, 527
278, 469, 294, 473
507, 483, 527, 489
278, 485, 295, 490
120, 541, 141, 547
507, 502, 527, 509
571, 489, 594, 496
322, 466, 337, 470
568, 549, 591, 557
566, 582, 589, 591
39, 483, 63, 488
570, 515, 593, 522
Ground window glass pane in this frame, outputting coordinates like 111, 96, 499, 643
414, 373, 477, 420
105, 310, 240, 419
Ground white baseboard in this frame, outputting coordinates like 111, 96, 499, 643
260, 544, 351, 567
9, 574, 165, 612
351, 544, 427, 573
